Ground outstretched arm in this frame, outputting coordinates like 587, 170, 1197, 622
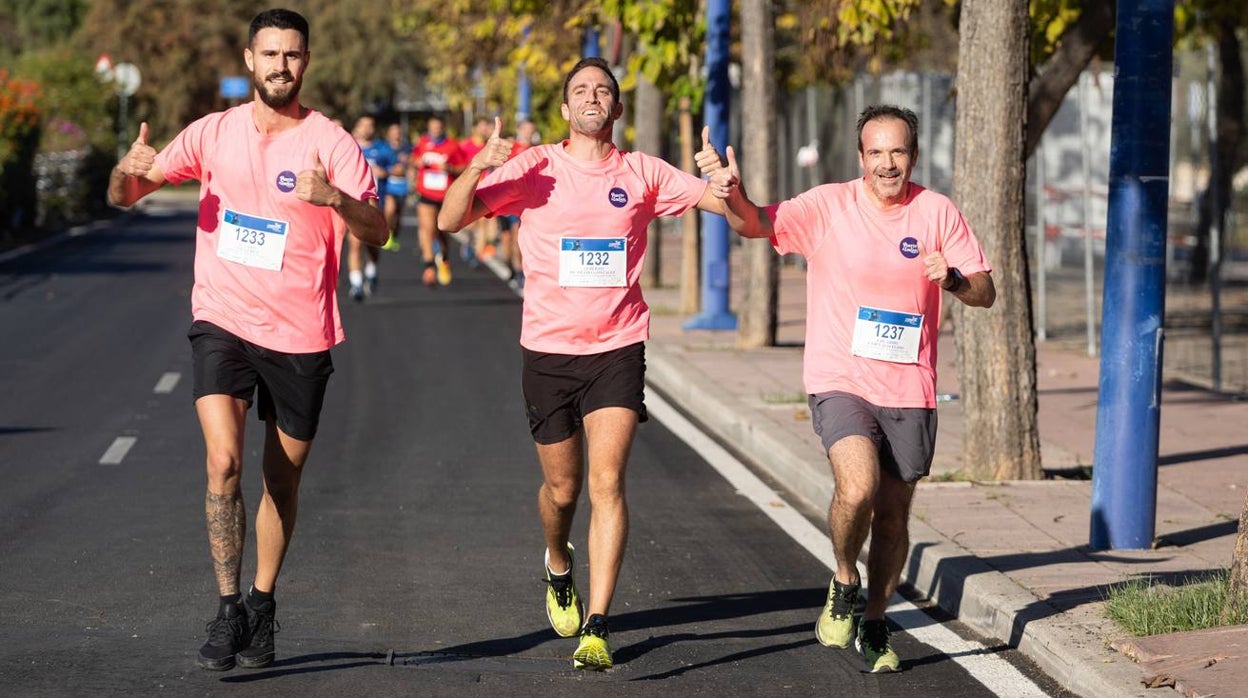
108, 122, 165, 208
438, 117, 513, 232
693, 127, 773, 239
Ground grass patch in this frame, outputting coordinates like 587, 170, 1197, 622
1104, 570, 1248, 636
760, 391, 807, 405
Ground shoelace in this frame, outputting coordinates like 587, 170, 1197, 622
830, 585, 859, 619
860, 622, 891, 652
204, 614, 245, 645
581, 620, 609, 639
249, 610, 281, 646
547, 574, 574, 609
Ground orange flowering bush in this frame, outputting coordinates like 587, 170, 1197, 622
1, 68, 43, 234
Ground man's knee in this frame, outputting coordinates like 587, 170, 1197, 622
542, 479, 581, 510
205, 448, 242, 488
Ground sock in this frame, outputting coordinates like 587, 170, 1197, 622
364, 262, 377, 280
219, 593, 242, 610
248, 586, 274, 606
544, 547, 570, 576
349, 270, 364, 287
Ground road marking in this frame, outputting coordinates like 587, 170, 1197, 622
153, 372, 181, 394
99, 436, 137, 465
647, 391, 1050, 697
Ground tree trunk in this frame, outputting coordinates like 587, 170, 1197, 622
635, 75, 665, 288
679, 97, 701, 314
1225, 488, 1248, 622
1187, 28, 1244, 285
952, 0, 1043, 480
737, 0, 779, 348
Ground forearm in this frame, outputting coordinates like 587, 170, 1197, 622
338, 194, 388, 246
107, 166, 161, 208
437, 165, 485, 232
724, 190, 773, 239
947, 271, 996, 308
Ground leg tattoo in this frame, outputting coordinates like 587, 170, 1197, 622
205, 490, 246, 595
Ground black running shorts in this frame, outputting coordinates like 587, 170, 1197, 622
521, 342, 648, 445
808, 390, 937, 483
188, 320, 334, 442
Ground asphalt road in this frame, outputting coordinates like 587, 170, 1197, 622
0, 198, 1072, 697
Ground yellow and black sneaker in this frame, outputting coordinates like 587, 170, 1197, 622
572, 614, 613, 671
857, 619, 900, 673
815, 578, 860, 648
544, 544, 583, 638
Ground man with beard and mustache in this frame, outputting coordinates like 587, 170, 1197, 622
107, 8, 387, 672
696, 104, 996, 673
437, 56, 733, 671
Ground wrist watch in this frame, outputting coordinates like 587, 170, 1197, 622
943, 267, 965, 292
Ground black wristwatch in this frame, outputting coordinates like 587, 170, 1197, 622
942, 267, 965, 293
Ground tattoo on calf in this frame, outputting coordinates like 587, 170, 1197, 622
205, 490, 246, 594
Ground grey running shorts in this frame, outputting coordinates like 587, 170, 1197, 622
808, 390, 937, 482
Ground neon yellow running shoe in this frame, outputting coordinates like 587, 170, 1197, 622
436, 255, 452, 286
544, 544, 583, 638
572, 614, 613, 671
381, 233, 401, 251
815, 578, 859, 648
857, 619, 900, 673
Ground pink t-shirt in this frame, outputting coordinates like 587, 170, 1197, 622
770, 179, 990, 408
155, 103, 376, 353
477, 142, 707, 354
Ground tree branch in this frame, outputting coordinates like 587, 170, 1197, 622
1025, 3, 1115, 159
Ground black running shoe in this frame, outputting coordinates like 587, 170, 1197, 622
236, 596, 279, 669
197, 602, 249, 671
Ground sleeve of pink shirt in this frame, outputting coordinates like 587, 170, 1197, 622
639, 153, 708, 217
934, 197, 991, 275
155, 115, 211, 186
767, 185, 829, 257
324, 127, 378, 203
476, 148, 534, 216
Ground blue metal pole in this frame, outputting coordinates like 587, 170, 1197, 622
683, 0, 737, 330
1089, 0, 1174, 550
582, 27, 601, 58
518, 25, 531, 122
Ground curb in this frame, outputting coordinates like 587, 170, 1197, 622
645, 341, 1144, 698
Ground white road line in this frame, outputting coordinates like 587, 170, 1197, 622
647, 391, 1050, 697
99, 436, 137, 465
153, 372, 181, 394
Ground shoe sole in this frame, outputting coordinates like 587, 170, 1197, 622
236, 651, 275, 669
197, 655, 236, 671
572, 651, 613, 671
815, 619, 855, 648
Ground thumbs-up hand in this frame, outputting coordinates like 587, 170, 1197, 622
707, 145, 741, 200
694, 125, 726, 177
117, 121, 156, 177
296, 152, 338, 207
471, 116, 514, 172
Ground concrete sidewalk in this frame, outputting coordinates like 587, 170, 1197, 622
641, 229, 1248, 698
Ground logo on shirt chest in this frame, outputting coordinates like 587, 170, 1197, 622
608, 187, 629, 208
899, 236, 920, 259
276, 170, 297, 193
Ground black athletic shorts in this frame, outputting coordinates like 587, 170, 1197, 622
188, 320, 334, 441
417, 195, 443, 207
808, 390, 937, 483
521, 342, 648, 445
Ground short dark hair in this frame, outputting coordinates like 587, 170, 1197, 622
562, 57, 620, 105
856, 105, 919, 156
249, 8, 309, 48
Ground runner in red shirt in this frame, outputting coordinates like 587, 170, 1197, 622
413, 116, 464, 286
